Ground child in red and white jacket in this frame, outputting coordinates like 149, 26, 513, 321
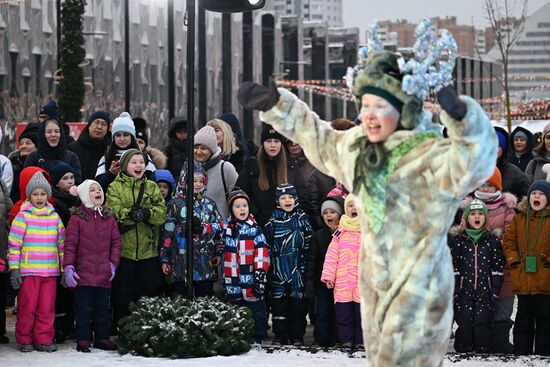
8, 172, 64, 352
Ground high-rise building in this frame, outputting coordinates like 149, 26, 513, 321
486, 2, 550, 96
266, 0, 343, 27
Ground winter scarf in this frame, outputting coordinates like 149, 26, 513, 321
37, 118, 68, 160
339, 214, 361, 232
465, 227, 485, 243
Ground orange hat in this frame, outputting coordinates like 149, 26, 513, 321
486, 167, 502, 191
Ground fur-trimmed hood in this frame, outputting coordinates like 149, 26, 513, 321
146, 146, 167, 169
70, 204, 113, 219
461, 192, 518, 211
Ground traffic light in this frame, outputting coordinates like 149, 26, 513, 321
199, 0, 266, 12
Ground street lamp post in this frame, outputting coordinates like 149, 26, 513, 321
185, 0, 266, 299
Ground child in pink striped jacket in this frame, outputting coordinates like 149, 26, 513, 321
321, 195, 362, 348
8, 171, 65, 353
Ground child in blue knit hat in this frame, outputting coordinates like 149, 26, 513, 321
503, 179, 550, 355
263, 183, 313, 346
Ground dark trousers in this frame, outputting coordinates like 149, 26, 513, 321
334, 302, 362, 344
514, 294, 550, 356
454, 294, 494, 352
0, 273, 7, 335
54, 283, 75, 340
313, 286, 337, 345
111, 257, 161, 325
173, 280, 214, 298
234, 299, 268, 341
271, 295, 308, 343
75, 286, 111, 342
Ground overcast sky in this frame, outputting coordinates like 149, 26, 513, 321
342, 0, 550, 42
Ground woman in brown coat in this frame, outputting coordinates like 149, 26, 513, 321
503, 179, 550, 356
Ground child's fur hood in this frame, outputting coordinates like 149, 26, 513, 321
146, 146, 167, 170
461, 192, 518, 210
517, 196, 530, 214
449, 224, 502, 239
70, 204, 113, 219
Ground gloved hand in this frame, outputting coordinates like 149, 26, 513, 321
10, 269, 23, 290
238, 78, 280, 112
109, 262, 117, 282
192, 216, 202, 235
0, 258, 5, 273
129, 207, 151, 223
64, 265, 80, 288
306, 280, 316, 300
437, 85, 467, 121
253, 269, 268, 297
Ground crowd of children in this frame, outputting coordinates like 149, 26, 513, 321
5, 112, 550, 358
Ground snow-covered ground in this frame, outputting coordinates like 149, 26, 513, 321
2, 341, 550, 367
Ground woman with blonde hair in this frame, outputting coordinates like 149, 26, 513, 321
207, 119, 245, 173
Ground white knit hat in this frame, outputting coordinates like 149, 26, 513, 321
194, 125, 218, 154
111, 111, 135, 137
70, 179, 103, 209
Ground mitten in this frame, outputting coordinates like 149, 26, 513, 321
129, 207, 151, 222
192, 216, 202, 235
109, 262, 117, 282
437, 85, 467, 121
238, 78, 280, 112
253, 269, 268, 297
10, 269, 23, 290
64, 265, 80, 288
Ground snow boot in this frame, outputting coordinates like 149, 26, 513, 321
492, 321, 514, 354
93, 339, 117, 350
35, 343, 57, 352
77, 340, 92, 352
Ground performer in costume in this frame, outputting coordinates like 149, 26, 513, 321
238, 20, 498, 367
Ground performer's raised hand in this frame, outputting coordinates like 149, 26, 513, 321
437, 85, 467, 121
238, 78, 280, 112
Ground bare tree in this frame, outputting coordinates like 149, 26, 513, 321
483, 0, 528, 132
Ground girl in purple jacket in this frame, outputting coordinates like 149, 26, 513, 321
63, 180, 122, 352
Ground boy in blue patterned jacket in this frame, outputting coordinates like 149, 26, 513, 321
264, 183, 313, 346
160, 161, 224, 297
223, 187, 270, 343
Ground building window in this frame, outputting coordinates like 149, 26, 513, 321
509, 58, 550, 64
526, 31, 550, 37
516, 40, 550, 46
538, 22, 550, 28
509, 49, 550, 55
509, 67, 550, 73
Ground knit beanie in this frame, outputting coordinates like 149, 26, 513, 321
18, 122, 40, 146
48, 160, 75, 186
133, 117, 148, 146
120, 148, 148, 173
495, 130, 508, 152
321, 196, 344, 216
261, 123, 285, 144
544, 123, 550, 138
70, 180, 102, 209
26, 171, 52, 199
528, 180, 550, 204
194, 125, 218, 154
40, 100, 59, 119
87, 111, 111, 127
462, 199, 488, 222
275, 183, 297, 201
227, 187, 250, 210
513, 130, 528, 141
486, 167, 502, 192
111, 112, 135, 137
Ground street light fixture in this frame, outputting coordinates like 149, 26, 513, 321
198, 0, 266, 12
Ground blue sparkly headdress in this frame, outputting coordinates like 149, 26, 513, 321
397, 18, 458, 101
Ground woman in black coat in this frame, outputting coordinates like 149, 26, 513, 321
236, 124, 288, 227
24, 118, 82, 184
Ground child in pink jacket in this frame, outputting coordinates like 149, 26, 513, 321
321, 195, 362, 348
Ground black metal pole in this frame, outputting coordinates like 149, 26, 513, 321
56, 0, 61, 71
242, 11, 253, 140
186, 0, 196, 300
221, 13, 232, 112
198, 6, 206, 125
168, 0, 175, 120
124, 0, 130, 112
